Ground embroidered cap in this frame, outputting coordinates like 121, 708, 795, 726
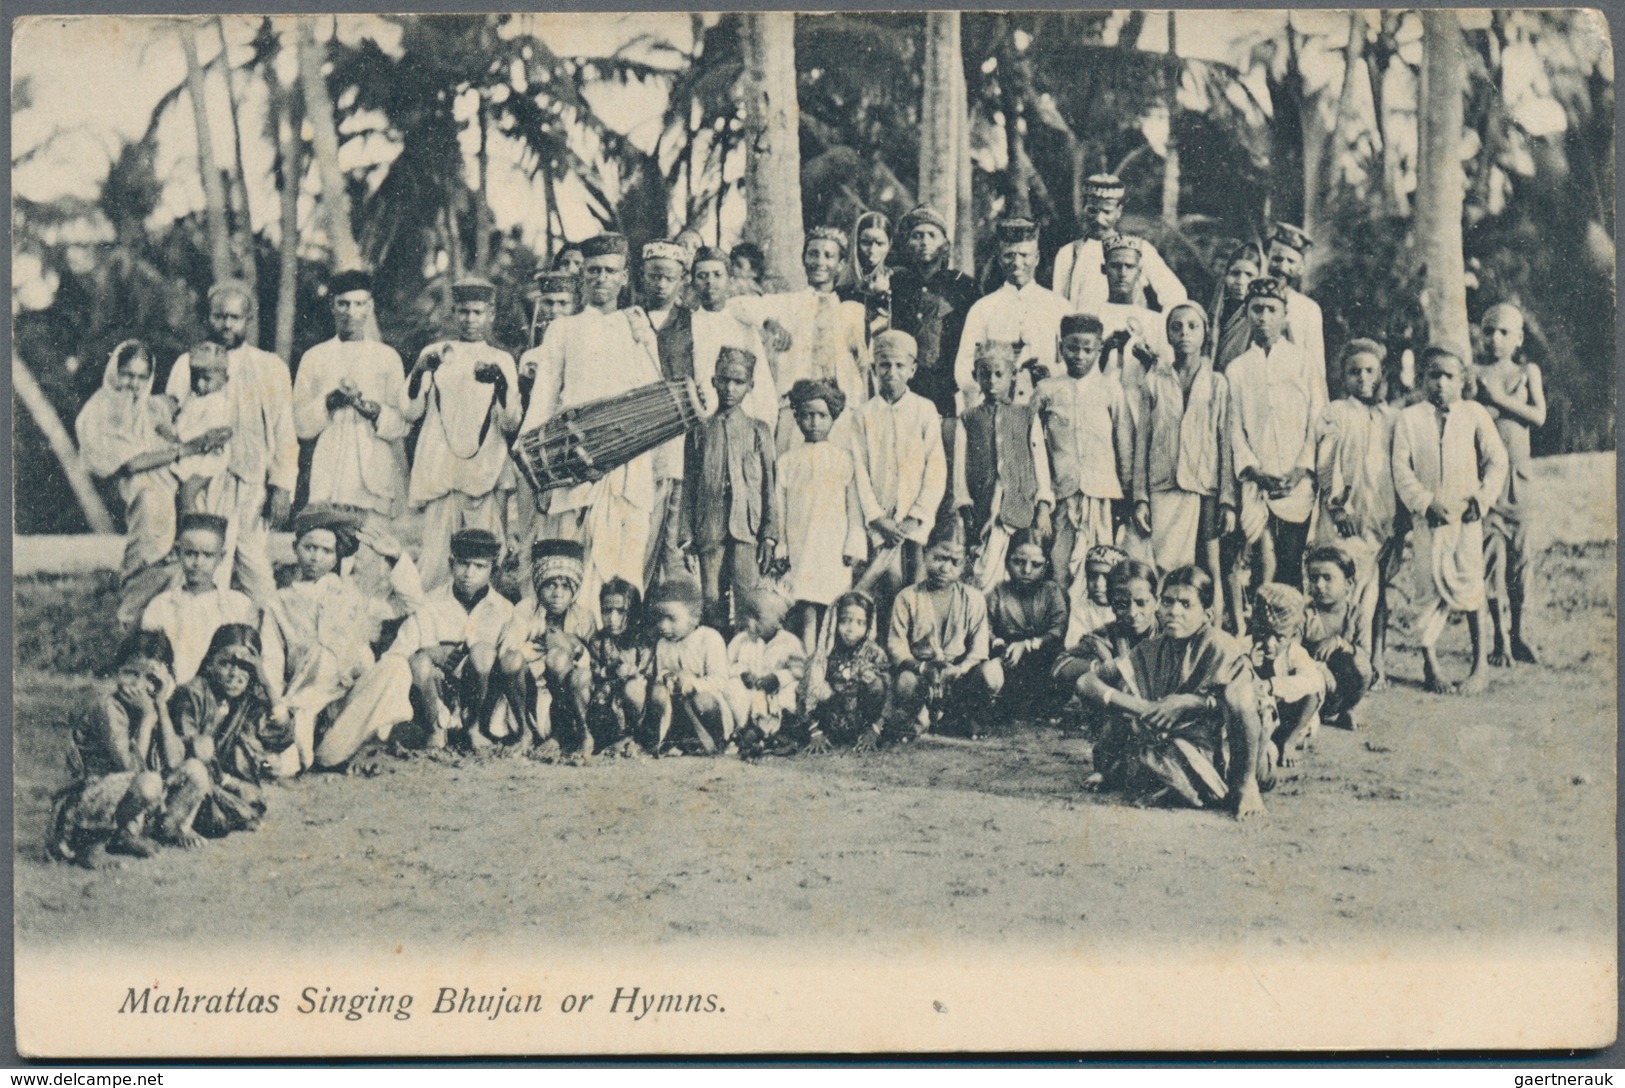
532, 269, 578, 294
451, 278, 497, 305
899, 204, 950, 238
1083, 174, 1126, 202
1245, 277, 1289, 305
1252, 583, 1307, 638
1269, 222, 1314, 254
806, 226, 849, 250
530, 538, 585, 588
994, 218, 1039, 245
715, 346, 758, 379
642, 241, 690, 268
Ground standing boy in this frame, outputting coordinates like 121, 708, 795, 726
1474, 302, 1547, 666
680, 347, 782, 634
406, 278, 522, 587
1391, 344, 1509, 695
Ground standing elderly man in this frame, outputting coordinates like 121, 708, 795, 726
1265, 222, 1328, 400
292, 269, 409, 522
522, 232, 668, 609
165, 280, 297, 601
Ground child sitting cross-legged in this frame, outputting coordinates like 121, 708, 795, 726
49, 631, 212, 867
1248, 583, 1326, 769
723, 587, 807, 758
647, 580, 734, 756
801, 591, 892, 753
1076, 566, 1273, 820
884, 518, 993, 741
585, 578, 656, 759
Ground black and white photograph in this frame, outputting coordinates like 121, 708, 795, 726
9, 8, 1617, 1057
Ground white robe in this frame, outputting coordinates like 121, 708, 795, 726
293, 337, 410, 516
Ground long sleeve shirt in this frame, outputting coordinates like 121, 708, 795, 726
1033, 369, 1133, 502
730, 288, 869, 408
1226, 337, 1325, 523
140, 586, 267, 688
1134, 361, 1235, 506
1250, 640, 1326, 704
1050, 237, 1188, 314
292, 338, 410, 515
385, 585, 513, 658
167, 344, 298, 493
953, 281, 1073, 402
405, 340, 521, 505
838, 391, 948, 544
887, 582, 990, 672
655, 625, 730, 697
1315, 398, 1397, 539
1390, 400, 1509, 521
1284, 287, 1328, 402
680, 407, 781, 550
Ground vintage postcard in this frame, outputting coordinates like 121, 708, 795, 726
10, 8, 1616, 1057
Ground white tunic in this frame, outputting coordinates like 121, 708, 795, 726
731, 289, 869, 409
953, 281, 1073, 405
293, 338, 410, 516
167, 344, 298, 493
405, 341, 521, 506
775, 441, 868, 605
1050, 237, 1188, 314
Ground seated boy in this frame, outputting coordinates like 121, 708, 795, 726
885, 520, 993, 740
1248, 583, 1325, 769
141, 512, 274, 687
648, 580, 734, 755
1391, 344, 1509, 695
1052, 558, 1161, 716
802, 591, 892, 753
1076, 566, 1272, 820
312, 529, 512, 768
723, 587, 807, 757
494, 539, 597, 760
49, 630, 212, 867
585, 578, 655, 757
1303, 544, 1372, 731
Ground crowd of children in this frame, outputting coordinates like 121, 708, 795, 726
57, 187, 1546, 863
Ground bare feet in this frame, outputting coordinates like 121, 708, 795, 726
1457, 670, 1488, 697
108, 830, 160, 859
1511, 637, 1540, 665
1233, 781, 1267, 820
1369, 673, 1389, 693
163, 828, 207, 850
1338, 708, 1362, 732
1423, 668, 1455, 695
467, 729, 493, 752
1488, 640, 1513, 668
78, 843, 122, 870
1082, 772, 1106, 791
1278, 742, 1303, 769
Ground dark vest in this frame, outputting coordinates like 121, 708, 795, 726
963, 400, 1040, 533
654, 305, 695, 382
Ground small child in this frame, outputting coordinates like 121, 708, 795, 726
140, 513, 268, 687
169, 623, 292, 837
774, 378, 867, 652
648, 580, 734, 755
1034, 314, 1133, 609
885, 520, 992, 740
1303, 544, 1371, 731
1391, 344, 1509, 695
585, 578, 656, 757
1473, 303, 1547, 666
1064, 544, 1129, 649
171, 341, 236, 516
1076, 566, 1273, 820
954, 340, 1055, 590
723, 587, 807, 757
494, 539, 597, 759
48, 630, 211, 867
980, 529, 1068, 719
680, 346, 782, 634
1313, 339, 1399, 686
1248, 583, 1325, 769
801, 591, 891, 753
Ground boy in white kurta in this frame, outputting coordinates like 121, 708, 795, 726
171, 342, 235, 516
405, 279, 521, 588
648, 581, 734, 754
293, 269, 410, 520
1391, 345, 1508, 696
141, 514, 278, 690
723, 588, 807, 754
774, 378, 868, 652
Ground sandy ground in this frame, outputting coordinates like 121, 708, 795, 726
12, 454, 1616, 955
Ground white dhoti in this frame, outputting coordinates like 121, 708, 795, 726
1147, 489, 1202, 573
313, 655, 417, 769
1053, 495, 1118, 642
970, 521, 1013, 593
1410, 518, 1486, 644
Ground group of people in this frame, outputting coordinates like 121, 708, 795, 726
52, 172, 1548, 865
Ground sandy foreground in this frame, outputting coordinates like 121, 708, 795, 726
11, 454, 1617, 1055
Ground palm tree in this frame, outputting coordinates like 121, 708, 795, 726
1415, 9, 1469, 350
741, 13, 804, 288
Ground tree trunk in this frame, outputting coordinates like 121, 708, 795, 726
1365, 11, 1404, 216
1415, 9, 1470, 351
297, 18, 362, 270
215, 17, 260, 343
474, 93, 492, 273
180, 21, 233, 286
920, 13, 960, 238
953, 23, 976, 274
14, 353, 116, 533
270, 29, 302, 364
998, 17, 1032, 220
741, 12, 806, 289
1267, 18, 1307, 228
1160, 11, 1181, 228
